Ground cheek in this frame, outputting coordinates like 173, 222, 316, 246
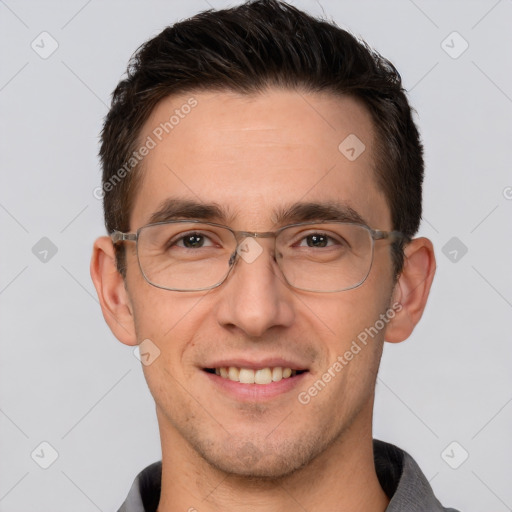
299, 252, 395, 390
306, 285, 392, 351
131, 291, 196, 340
125, 246, 192, 337
133, 292, 205, 417
128, 278, 210, 374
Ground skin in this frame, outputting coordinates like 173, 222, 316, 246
91, 89, 435, 512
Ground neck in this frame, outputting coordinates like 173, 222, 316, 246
156, 405, 389, 512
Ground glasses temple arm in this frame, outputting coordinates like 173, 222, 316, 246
373, 230, 411, 244
111, 231, 137, 244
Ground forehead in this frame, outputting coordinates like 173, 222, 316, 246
130, 89, 390, 230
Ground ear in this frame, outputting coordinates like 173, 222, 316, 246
384, 237, 436, 343
90, 236, 138, 346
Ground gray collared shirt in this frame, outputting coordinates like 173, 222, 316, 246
118, 439, 460, 512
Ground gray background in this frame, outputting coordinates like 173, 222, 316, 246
1, 0, 511, 510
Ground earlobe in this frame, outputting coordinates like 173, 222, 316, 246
90, 236, 138, 346
384, 237, 436, 344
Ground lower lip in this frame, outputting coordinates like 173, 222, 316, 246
202, 370, 308, 401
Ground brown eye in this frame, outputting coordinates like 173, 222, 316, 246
181, 234, 206, 248
305, 234, 329, 248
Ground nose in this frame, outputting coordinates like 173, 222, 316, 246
214, 238, 295, 337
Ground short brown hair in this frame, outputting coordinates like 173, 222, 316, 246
99, 0, 424, 277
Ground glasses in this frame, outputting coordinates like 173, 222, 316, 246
111, 220, 408, 293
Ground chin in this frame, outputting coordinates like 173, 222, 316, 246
195, 434, 326, 480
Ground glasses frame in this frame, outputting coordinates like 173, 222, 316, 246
111, 220, 410, 293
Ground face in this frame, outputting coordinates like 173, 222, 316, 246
124, 89, 397, 478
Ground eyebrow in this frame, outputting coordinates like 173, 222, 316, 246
272, 201, 367, 226
147, 198, 237, 225
146, 198, 368, 228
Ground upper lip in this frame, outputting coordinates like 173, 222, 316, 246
203, 357, 309, 371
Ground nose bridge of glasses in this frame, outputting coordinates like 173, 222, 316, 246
232, 230, 278, 258
229, 228, 279, 268
234, 230, 277, 240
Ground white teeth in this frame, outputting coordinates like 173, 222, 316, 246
255, 368, 272, 385
239, 368, 255, 384
214, 366, 299, 384
228, 367, 239, 382
271, 367, 283, 381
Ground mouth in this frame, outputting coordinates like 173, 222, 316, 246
203, 366, 308, 385
201, 358, 310, 400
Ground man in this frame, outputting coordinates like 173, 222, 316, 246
90, 1, 458, 510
